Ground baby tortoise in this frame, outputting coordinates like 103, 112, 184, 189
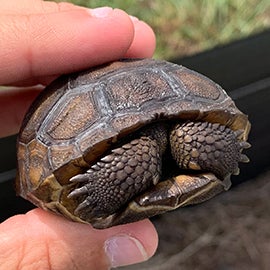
16, 59, 251, 229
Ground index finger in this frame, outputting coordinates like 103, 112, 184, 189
0, 5, 155, 137
0, 8, 134, 86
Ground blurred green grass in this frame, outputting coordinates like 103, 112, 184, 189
58, 0, 270, 59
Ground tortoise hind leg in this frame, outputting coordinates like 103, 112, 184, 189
68, 124, 167, 221
169, 121, 249, 180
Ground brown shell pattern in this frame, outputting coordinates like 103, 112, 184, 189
16, 58, 250, 223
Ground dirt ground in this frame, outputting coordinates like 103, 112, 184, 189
120, 170, 270, 270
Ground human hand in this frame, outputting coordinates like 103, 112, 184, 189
1, 209, 158, 269
0, 1, 158, 269
0, 0, 155, 138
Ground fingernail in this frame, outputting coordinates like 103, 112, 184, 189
105, 234, 148, 268
129, 15, 140, 23
89, 7, 113, 18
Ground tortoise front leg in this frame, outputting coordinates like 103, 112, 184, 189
68, 124, 167, 221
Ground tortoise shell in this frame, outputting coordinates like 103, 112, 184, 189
16, 59, 250, 228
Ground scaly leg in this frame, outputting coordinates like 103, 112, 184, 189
68, 124, 167, 220
169, 121, 250, 179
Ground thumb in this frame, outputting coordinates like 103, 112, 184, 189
0, 209, 158, 269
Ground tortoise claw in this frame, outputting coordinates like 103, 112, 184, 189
70, 174, 89, 183
74, 200, 89, 214
68, 185, 90, 198
74, 198, 95, 217
240, 141, 251, 149
90, 164, 100, 171
234, 129, 244, 138
233, 167, 240, 175
240, 154, 250, 163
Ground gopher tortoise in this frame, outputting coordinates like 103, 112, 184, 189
16, 59, 251, 229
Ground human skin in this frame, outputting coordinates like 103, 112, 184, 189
0, 1, 158, 269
